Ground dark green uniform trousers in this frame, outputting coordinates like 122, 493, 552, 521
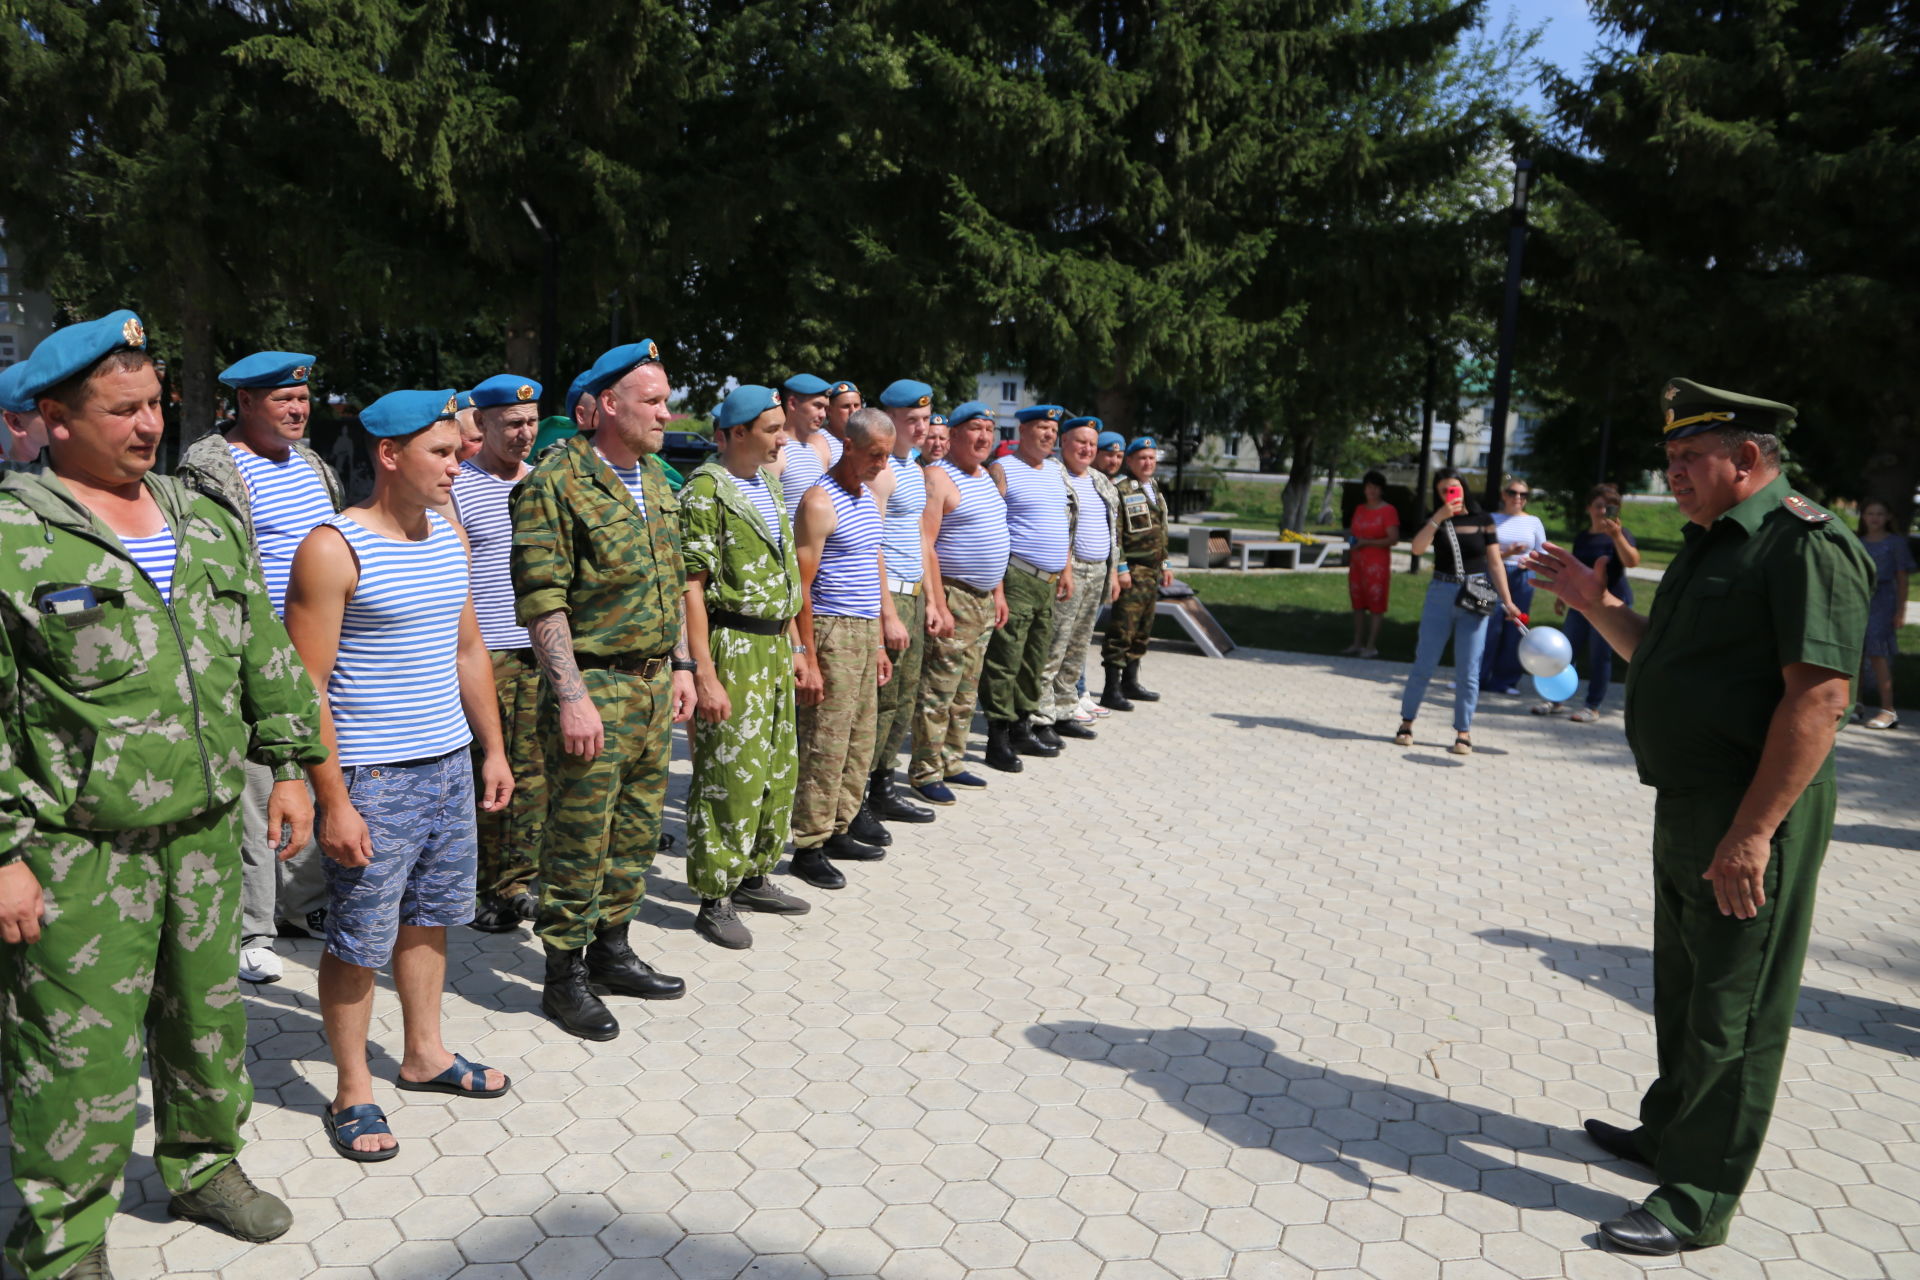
477, 648, 547, 901
1634, 779, 1833, 1246
981, 568, 1054, 721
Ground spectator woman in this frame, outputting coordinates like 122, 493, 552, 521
1480, 477, 1547, 693
1535, 482, 1640, 721
1341, 470, 1398, 658
1395, 468, 1519, 755
1856, 499, 1913, 729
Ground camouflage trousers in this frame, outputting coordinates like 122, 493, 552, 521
910, 582, 997, 785
1036, 558, 1109, 723
0, 808, 250, 1280
536, 665, 671, 950
476, 648, 547, 901
1102, 559, 1163, 666
981, 565, 1055, 720
687, 629, 798, 899
870, 588, 926, 773
792, 616, 880, 848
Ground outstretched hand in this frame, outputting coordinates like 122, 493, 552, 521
1522, 544, 1610, 613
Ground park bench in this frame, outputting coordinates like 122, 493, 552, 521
1185, 527, 1341, 571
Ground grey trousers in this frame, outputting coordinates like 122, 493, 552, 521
240, 760, 328, 949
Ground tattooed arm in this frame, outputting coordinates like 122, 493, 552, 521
530, 609, 603, 761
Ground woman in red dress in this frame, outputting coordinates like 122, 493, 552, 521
1343, 470, 1399, 657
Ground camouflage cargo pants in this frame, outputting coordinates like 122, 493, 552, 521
536, 665, 671, 950
1036, 557, 1108, 723
981, 565, 1055, 720
792, 616, 880, 848
910, 582, 997, 785
477, 648, 547, 901
687, 628, 798, 899
1102, 559, 1163, 666
0, 808, 251, 1280
870, 588, 925, 773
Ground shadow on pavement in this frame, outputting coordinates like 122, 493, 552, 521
1210, 712, 1510, 755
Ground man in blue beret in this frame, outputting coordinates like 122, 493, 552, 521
0, 359, 48, 468
510, 338, 692, 1040
774, 373, 839, 522
284, 388, 514, 1159
979, 404, 1074, 769
453, 375, 550, 934
1036, 416, 1122, 740
177, 349, 345, 986
0, 312, 326, 1273
864, 379, 940, 834
825, 379, 862, 444
1094, 429, 1126, 478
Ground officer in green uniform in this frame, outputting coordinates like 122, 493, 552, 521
0, 312, 324, 1279
510, 338, 694, 1041
1525, 378, 1872, 1256
1100, 435, 1171, 710
681, 385, 810, 949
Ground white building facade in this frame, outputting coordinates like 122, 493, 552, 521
0, 224, 54, 371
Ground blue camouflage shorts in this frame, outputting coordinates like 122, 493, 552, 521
324, 749, 478, 968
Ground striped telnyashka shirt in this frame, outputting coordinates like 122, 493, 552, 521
231, 444, 337, 617
451, 460, 531, 651
880, 455, 927, 585
932, 461, 1010, 592
999, 453, 1070, 573
809, 478, 882, 619
123, 527, 178, 604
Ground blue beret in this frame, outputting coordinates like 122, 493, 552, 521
564, 369, 594, 411
361, 389, 459, 439
1061, 416, 1101, 433
782, 374, 831, 397
1126, 435, 1157, 454
581, 338, 664, 399
948, 400, 994, 426
1096, 430, 1125, 451
454, 390, 475, 411
0, 361, 37, 415
715, 384, 781, 432
827, 380, 859, 399
1015, 404, 1066, 424
18, 310, 148, 399
878, 379, 933, 409
470, 374, 543, 409
218, 350, 315, 390
929, 413, 948, 428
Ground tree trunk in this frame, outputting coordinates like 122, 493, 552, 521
173, 276, 217, 467
1093, 381, 1138, 440
1280, 429, 1317, 532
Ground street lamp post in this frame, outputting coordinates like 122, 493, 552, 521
1482, 154, 1532, 507
520, 198, 560, 415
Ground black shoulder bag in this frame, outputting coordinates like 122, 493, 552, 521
1444, 518, 1499, 617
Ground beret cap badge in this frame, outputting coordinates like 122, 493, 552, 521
917, 395, 931, 407
517, 384, 535, 401
443, 396, 458, 416
122, 317, 146, 347
645, 340, 658, 360
291, 366, 310, 382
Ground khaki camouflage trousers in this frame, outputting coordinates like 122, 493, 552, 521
0, 808, 250, 1280
1102, 559, 1163, 666
792, 616, 879, 848
536, 665, 671, 949
1037, 558, 1109, 723
477, 648, 547, 901
870, 588, 925, 773
687, 628, 797, 899
910, 582, 997, 784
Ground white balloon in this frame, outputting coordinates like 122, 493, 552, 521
1518, 625, 1574, 677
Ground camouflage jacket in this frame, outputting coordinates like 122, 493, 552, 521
1113, 474, 1170, 565
0, 468, 326, 858
511, 434, 685, 656
175, 428, 345, 557
681, 461, 803, 622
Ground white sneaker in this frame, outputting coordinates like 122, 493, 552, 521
239, 947, 283, 984
1080, 694, 1110, 719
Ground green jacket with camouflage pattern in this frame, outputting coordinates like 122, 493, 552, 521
680, 460, 802, 622
1113, 473, 1170, 565
0, 469, 327, 860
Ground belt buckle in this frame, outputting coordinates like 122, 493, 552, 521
639, 656, 666, 678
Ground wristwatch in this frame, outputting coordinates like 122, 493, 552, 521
792, 643, 809, 655
670, 658, 697, 673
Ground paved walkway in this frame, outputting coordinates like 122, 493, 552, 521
6, 645, 1918, 1279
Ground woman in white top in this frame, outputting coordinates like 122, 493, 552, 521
1481, 477, 1548, 695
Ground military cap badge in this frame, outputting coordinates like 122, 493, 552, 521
646, 340, 659, 360
917, 395, 931, 407
1048, 408, 1061, 420
443, 396, 458, 416
291, 365, 311, 382
122, 317, 146, 347
517, 384, 535, 402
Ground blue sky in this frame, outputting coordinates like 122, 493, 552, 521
1493, 0, 1611, 112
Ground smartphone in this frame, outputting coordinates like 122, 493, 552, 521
1604, 503, 1620, 522
1442, 482, 1464, 506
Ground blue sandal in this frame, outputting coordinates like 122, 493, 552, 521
394, 1052, 510, 1099
323, 1103, 399, 1162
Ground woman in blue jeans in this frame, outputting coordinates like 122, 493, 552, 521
1395, 469, 1521, 755
1534, 482, 1639, 722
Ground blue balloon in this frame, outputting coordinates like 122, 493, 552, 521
1533, 665, 1580, 703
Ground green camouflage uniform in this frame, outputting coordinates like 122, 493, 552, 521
681, 462, 802, 898
0, 469, 324, 1280
478, 647, 546, 900
1102, 474, 1169, 666
909, 582, 997, 785
511, 436, 684, 951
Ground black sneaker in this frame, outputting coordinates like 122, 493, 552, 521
695, 898, 753, 950
733, 876, 811, 915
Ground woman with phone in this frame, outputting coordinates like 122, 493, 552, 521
1853, 499, 1912, 729
1396, 468, 1519, 754
1535, 482, 1640, 721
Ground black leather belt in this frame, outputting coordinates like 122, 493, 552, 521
945, 579, 991, 597
574, 651, 670, 676
708, 610, 788, 637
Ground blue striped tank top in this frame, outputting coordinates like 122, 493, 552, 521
231, 444, 336, 617
451, 460, 530, 650
1000, 454, 1071, 573
824, 433, 845, 466
880, 456, 927, 585
323, 510, 474, 767
1069, 471, 1110, 561
726, 468, 785, 551
809, 478, 882, 619
933, 461, 1010, 591
124, 527, 177, 604
597, 450, 649, 517
780, 439, 828, 521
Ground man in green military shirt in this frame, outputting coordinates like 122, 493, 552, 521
1526, 378, 1872, 1256
0, 312, 325, 1279
511, 339, 695, 1041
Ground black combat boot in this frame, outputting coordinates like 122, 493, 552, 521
823, 831, 885, 861
1121, 659, 1160, 701
1008, 719, 1059, 758
585, 922, 686, 1000
1030, 720, 1064, 751
1055, 717, 1097, 740
1099, 665, 1134, 712
848, 803, 893, 847
541, 943, 619, 1041
985, 720, 1023, 772
789, 845, 847, 889
469, 895, 521, 934
868, 768, 935, 823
